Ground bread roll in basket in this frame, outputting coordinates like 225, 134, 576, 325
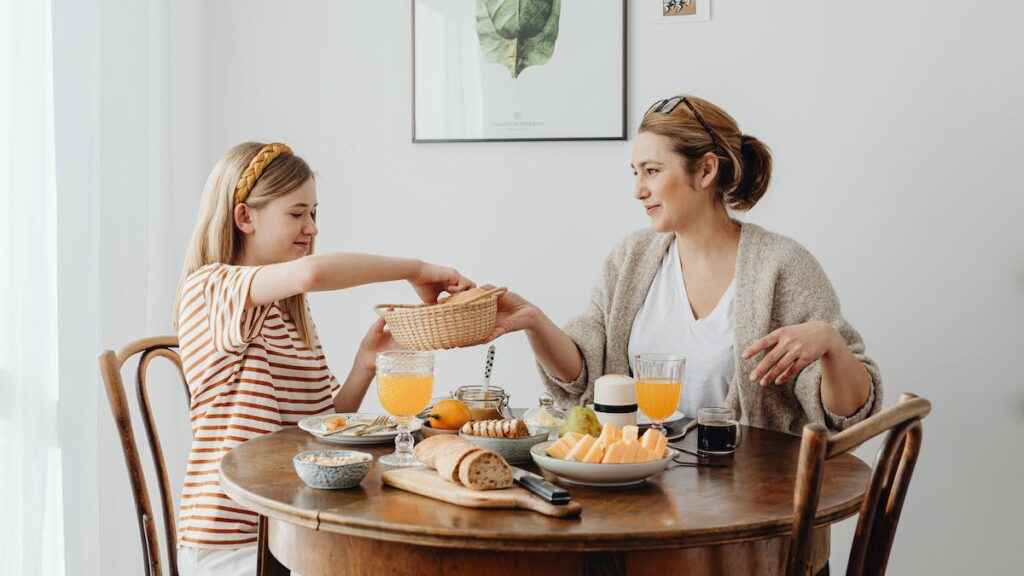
375, 287, 507, 351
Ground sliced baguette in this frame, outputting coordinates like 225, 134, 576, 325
458, 450, 513, 490
460, 418, 531, 439
512, 419, 529, 438
413, 435, 463, 469
434, 441, 480, 483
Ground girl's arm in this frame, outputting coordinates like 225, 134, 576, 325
333, 319, 393, 413
248, 253, 473, 306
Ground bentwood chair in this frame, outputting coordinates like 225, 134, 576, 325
787, 392, 932, 576
98, 336, 287, 576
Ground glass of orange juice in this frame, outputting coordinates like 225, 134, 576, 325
633, 353, 685, 436
377, 351, 434, 467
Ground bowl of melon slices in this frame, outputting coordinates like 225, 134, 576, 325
530, 423, 675, 487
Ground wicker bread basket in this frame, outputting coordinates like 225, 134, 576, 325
375, 287, 507, 351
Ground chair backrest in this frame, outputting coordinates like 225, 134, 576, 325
787, 392, 931, 576
98, 336, 188, 576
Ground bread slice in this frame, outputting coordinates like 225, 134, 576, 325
435, 442, 481, 483
413, 435, 463, 469
438, 287, 487, 306
458, 450, 513, 490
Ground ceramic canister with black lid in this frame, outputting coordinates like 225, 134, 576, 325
593, 374, 637, 427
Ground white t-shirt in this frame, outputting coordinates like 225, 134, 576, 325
628, 238, 736, 418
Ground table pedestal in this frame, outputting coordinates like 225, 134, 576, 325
269, 519, 830, 576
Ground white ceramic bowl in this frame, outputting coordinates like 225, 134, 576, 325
459, 431, 549, 464
529, 441, 676, 487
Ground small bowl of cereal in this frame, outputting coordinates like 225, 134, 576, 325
293, 449, 373, 490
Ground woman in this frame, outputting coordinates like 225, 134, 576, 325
489, 95, 880, 434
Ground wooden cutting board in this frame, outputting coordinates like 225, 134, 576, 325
381, 467, 581, 518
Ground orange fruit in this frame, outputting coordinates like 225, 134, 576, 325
427, 399, 472, 430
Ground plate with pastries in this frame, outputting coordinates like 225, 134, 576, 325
530, 422, 675, 487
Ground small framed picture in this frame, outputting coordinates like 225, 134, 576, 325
655, 0, 711, 23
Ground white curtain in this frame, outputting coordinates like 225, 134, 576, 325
0, 0, 65, 575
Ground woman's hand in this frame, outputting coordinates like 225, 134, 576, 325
409, 262, 475, 304
353, 318, 401, 374
486, 290, 541, 342
742, 320, 843, 386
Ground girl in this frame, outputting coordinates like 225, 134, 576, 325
173, 142, 473, 575
488, 95, 882, 435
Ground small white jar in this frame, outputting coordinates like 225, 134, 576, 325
593, 374, 637, 428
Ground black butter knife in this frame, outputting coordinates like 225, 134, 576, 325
510, 466, 571, 505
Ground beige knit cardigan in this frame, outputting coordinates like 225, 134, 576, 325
538, 222, 882, 434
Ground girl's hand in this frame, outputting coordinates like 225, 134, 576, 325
485, 290, 540, 341
409, 261, 475, 304
354, 318, 400, 374
742, 320, 843, 386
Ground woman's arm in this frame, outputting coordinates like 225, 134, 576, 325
740, 240, 881, 429
820, 330, 872, 417
743, 320, 871, 417
488, 291, 583, 383
248, 253, 473, 306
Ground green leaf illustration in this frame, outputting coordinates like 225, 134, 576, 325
476, 0, 561, 79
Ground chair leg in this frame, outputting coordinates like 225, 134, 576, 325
257, 515, 290, 576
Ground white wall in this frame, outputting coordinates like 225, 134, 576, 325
88, 1, 1023, 574
54, 1, 207, 575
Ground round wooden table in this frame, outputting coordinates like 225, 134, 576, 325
221, 425, 870, 576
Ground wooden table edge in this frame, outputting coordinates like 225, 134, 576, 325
221, 465, 863, 552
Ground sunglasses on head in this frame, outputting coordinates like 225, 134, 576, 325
644, 95, 727, 153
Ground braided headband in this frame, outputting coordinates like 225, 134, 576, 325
233, 143, 293, 204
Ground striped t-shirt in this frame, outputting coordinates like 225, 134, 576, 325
176, 263, 339, 549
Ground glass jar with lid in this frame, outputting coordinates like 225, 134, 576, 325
522, 393, 565, 439
450, 385, 512, 421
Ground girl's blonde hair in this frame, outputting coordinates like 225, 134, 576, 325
173, 142, 318, 350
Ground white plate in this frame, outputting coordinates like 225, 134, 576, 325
530, 441, 675, 487
298, 413, 423, 445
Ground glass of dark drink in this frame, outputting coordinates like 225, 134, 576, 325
697, 407, 740, 455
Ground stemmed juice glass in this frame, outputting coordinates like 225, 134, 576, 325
633, 353, 686, 436
376, 351, 434, 467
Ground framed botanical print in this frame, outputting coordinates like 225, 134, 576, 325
412, 0, 627, 142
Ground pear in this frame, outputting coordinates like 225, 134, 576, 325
561, 405, 602, 437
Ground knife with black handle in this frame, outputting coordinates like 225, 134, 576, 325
510, 466, 571, 505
